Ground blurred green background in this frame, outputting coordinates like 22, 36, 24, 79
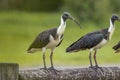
0, 0, 120, 68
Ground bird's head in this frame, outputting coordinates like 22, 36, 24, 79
111, 14, 120, 23
62, 12, 82, 28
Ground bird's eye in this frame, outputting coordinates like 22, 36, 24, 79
65, 14, 68, 17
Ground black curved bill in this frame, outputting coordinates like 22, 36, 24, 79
69, 15, 82, 29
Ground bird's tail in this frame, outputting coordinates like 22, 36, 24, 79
113, 41, 120, 50
113, 45, 117, 50
66, 47, 73, 53
27, 48, 39, 54
66, 42, 80, 53
66, 47, 79, 53
27, 50, 35, 53
112, 41, 120, 53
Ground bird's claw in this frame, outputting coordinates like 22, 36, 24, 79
89, 65, 102, 70
90, 65, 104, 71
40, 67, 47, 70
89, 65, 94, 68
94, 66, 104, 71
94, 65, 101, 69
40, 67, 49, 73
48, 67, 59, 74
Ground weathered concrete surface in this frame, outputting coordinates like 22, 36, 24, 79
19, 67, 120, 80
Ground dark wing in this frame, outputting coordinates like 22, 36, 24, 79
27, 28, 57, 51
66, 33, 104, 52
113, 41, 120, 50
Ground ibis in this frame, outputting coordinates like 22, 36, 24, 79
27, 12, 81, 71
113, 41, 120, 53
66, 14, 120, 68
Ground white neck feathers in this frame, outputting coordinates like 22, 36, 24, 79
57, 16, 66, 35
108, 19, 115, 40
108, 19, 115, 32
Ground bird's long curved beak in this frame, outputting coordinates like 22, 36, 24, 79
69, 15, 82, 29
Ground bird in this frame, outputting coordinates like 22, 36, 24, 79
66, 14, 120, 68
27, 12, 81, 71
113, 41, 120, 53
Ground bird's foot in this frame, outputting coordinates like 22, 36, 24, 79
92, 65, 103, 71
89, 65, 103, 71
89, 65, 101, 69
94, 65, 101, 69
95, 65, 104, 71
40, 67, 49, 73
48, 67, 59, 74
89, 65, 94, 69
40, 67, 47, 70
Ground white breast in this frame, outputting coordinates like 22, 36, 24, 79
45, 35, 61, 49
116, 48, 120, 53
93, 39, 107, 50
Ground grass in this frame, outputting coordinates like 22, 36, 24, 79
0, 11, 120, 68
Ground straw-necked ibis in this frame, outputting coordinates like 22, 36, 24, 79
66, 14, 120, 68
27, 12, 81, 71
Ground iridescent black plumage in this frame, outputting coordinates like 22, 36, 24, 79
27, 28, 58, 52
66, 28, 108, 52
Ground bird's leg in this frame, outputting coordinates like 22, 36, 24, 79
48, 50, 59, 74
40, 48, 47, 70
43, 53, 47, 69
89, 51, 93, 68
40, 52, 47, 70
50, 51, 54, 69
93, 50, 100, 69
